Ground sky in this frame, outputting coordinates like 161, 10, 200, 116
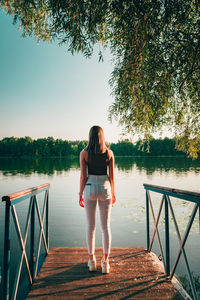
0, 10, 125, 143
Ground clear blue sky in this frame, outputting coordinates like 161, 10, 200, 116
0, 10, 124, 143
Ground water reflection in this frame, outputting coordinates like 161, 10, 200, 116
0, 156, 199, 300
0, 156, 199, 176
0, 157, 79, 176
115, 156, 200, 174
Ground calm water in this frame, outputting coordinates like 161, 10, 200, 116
0, 156, 200, 297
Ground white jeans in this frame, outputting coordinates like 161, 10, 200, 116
84, 175, 112, 255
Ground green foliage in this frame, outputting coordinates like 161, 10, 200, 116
110, 138, 184, 156
107, 1, 200, 159
0, 136, 188, 157
1, 0, 200, 157
0, 136, 87, 157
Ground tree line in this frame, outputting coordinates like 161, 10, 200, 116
0, 136, 188, 157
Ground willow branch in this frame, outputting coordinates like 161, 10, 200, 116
179, 40, 200, 92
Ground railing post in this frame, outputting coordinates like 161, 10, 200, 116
146, 190, 150, 251
164, 195, 170, 276
46, 190, 49, 252
3, 199, 11, 300
30, 196, 35, 280
199, 203, 200, 233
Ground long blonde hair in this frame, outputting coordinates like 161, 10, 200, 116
85, 126, 107, 154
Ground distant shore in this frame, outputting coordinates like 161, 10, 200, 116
0, 154, 191, 159
1, 137, 198, 158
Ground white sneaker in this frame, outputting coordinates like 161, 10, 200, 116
101, 260, 110, 274
88, 259, 97, 271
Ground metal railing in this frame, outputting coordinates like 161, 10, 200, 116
144, 183, 200, 300
1, 183, 50, 300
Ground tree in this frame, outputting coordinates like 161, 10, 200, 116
1, 0, 200, 157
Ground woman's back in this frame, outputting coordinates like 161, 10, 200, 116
87, 150, 109, 175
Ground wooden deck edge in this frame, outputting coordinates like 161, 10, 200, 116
48, 246, 146, 254
49, 246, 146, 250
149, 251, 192, 300
172, 277, 192, 300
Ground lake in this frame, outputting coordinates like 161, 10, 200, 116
0, 156, 200, 297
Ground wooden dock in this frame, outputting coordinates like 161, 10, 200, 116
26, 247, 186, 299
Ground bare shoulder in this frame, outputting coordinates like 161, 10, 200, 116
80, 149, 86, 156
107, 148, 114, 160
80, 149, 88, 161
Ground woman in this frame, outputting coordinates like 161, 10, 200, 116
79, 126, 116, 273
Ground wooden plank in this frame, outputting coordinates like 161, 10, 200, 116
27, 247, 185, 300
2, 183, 50, 202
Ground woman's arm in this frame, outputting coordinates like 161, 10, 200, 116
79, 150, 88, 205
108, 150, 116, 204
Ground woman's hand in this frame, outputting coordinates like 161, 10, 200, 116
79, 194, 85, 208
112, 194, 116, 205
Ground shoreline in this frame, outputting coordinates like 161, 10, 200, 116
0, 154, 192, 159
